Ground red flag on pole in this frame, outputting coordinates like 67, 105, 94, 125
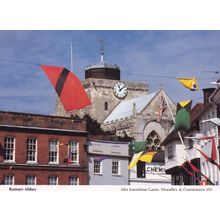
181, 164, 199, 180
186, 161, 215, 185
196, 148, 220, 170
199, 136, 217, 161
41, 65, 91, 112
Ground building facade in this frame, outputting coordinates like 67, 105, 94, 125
102, 89, 176, 142
0, 111, 88, 185
162, 88, 220, 185
129, 151, 171, 185
87, 140, 130, 185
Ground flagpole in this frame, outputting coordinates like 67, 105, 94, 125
70, 41, 73, 72
162, 91, 185, 146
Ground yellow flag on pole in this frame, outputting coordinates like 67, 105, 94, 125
177, 77, 198, 91
128, 151, 143, 170
139, 151, 157, 163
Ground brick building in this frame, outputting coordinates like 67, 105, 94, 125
0, 111, 88, 185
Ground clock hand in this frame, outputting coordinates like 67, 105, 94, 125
119, 86, 126, 91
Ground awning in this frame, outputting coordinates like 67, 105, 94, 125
201, 118, 220, 126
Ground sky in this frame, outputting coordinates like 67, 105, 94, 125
0, 30, 220, 115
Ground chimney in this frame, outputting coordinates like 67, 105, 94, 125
202, 88, 216, 106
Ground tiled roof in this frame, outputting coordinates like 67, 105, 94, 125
190, 103, 204, 122
103, 92, 157, 123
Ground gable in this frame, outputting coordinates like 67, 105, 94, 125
103, 92, 157, 123
141, 90, 176, 118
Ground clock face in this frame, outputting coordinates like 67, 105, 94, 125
113, 82, 128, 99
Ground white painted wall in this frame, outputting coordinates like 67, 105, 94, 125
165, 141, 186, 171
198, 105, 220, 185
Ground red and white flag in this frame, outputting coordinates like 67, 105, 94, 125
41, 65, 91, 112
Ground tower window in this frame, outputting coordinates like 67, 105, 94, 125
104, 102, 108, 111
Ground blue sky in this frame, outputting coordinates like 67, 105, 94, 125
0, 30, 219, 115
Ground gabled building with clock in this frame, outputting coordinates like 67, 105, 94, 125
56, 51, 176, 143
56, 52, 149, 123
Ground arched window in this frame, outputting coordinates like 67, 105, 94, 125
104, 102, 108, 111
146, 130, 161, 150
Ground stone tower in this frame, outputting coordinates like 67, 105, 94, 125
55, 47, 149, 123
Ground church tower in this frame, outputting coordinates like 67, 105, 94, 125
55, 43, 149, 123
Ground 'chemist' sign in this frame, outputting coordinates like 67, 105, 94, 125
145, 166, 166, 174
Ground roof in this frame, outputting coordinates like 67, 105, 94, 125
103, 92, 157, 123
160, 130, 180, 145
85, 61, 119, 70
87, 139, 130, 145
0, 110, 86, 132
209, 87, 220, 103
201, 118, 220, 126
190, 103, 204, 122
87, 140, 130, 157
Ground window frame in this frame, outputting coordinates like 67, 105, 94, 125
145, 130, 161, 150
4, 136, 15, 162
93, 160, 102, 175
26, 138, 37, 163
49, 139, 59, 164
188, 138, 194, 149
69, 176, 79, 185
26, 175, 36, 185
167, 146, 173, 160
48, 176, 58, 185
68, 141, 79, 164
4, 175, 14, 185
112, 160, 120, 176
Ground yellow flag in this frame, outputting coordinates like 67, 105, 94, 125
139, 151, 157, 163
177, 78, 198, 91
179, 100, 191, 108
128, 151, 143, 170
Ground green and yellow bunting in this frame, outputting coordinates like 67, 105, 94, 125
174, 100, 192, 131
131, 141, 147, 153
139, 151, 157, 163
128, 151, 143, 169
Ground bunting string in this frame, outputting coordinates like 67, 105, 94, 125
0, 57, 40, 66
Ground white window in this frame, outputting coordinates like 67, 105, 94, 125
168, 146, 173, 159
4, 137, 15, 161
49, 140, 59, 163
112, 161, 120, 175
69, 176, 79, 185
4, 175, 14, 185
27, 138, 37, 162
94, 160, 102, 174
26, 175, 36, 185
48, 176, 58, 185
188, 138, 193, 149
68, 141, 79, 164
